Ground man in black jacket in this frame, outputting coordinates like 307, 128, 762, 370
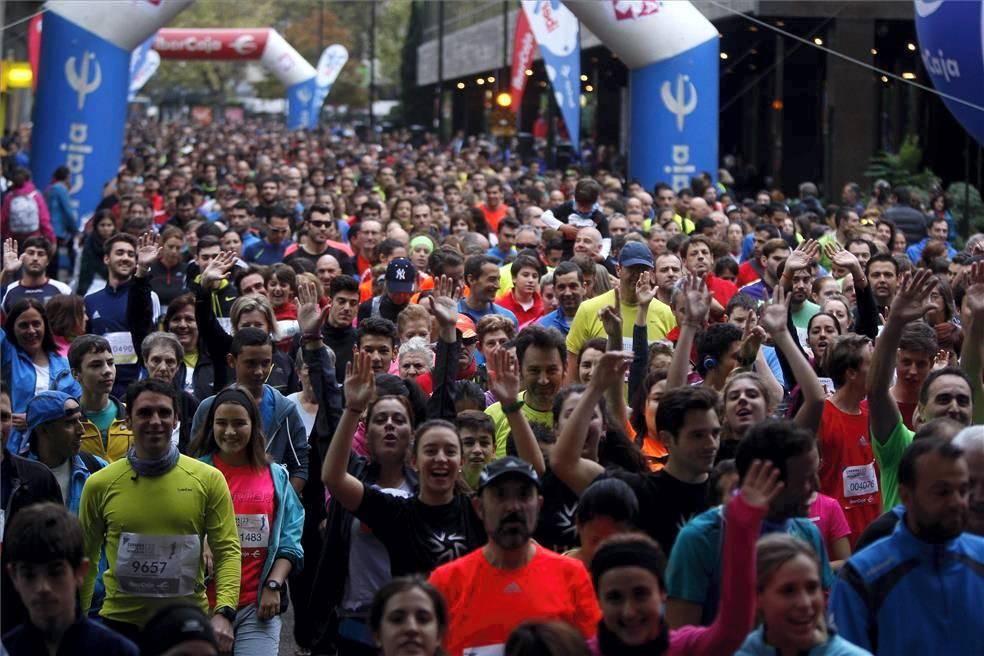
884, 185, 928, 245
1, 390, 64, 635
320, 275, 360, 382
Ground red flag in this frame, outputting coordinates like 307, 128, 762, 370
28, 14, 42, 90
510, 10, 537, 111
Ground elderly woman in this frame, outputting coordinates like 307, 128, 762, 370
139, 331, 198, 453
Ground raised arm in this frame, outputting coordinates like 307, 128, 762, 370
297, 281, 343, 452
868, 270, 939, 443
425, 275, 462, 421
487, 348, 545, 475
760, 286, 825, 432
667, 275, 709, 390
129, 231, 160, 369
628, 272, 654, 395
320, 350, 375, 512
552, 351, 632, 494
598, 287, 628, 428
196, 250, 238, 389
681, 461, 781, 653
959, 263, 984, 423
1, 238, 20, 287
826, 242, 878, 339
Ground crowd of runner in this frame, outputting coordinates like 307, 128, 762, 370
1, 120, 983, 656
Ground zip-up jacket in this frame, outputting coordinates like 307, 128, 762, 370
199, 455, 304, 603
1, 328, 80, 454
85, 279, 160, 399
24, 451, 106, 515
79, 397, 133, 463
191, 385, 309, 481
1, 450, 63, 633
830, 515, 984, 655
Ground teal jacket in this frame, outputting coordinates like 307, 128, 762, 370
199, 455, 305, 604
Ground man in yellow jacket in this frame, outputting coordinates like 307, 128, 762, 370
79, 378, 240, 650
69, 335, 133, 462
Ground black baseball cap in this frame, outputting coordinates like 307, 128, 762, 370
477, 456, 541, 493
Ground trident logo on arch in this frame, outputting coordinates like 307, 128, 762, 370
65, 51, 102, 111
661, 74, 697, 132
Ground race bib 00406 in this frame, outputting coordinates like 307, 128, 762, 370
115, 533, 200, 598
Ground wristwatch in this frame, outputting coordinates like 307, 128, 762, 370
214, 606, 236, 623
265, 579, 283, 592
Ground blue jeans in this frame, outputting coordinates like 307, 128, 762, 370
234, 604, 282, 656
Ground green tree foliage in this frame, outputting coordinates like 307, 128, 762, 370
145, 0, 409, 108
864, 135, 940, 192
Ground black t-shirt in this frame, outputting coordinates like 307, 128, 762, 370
284, 243, 355, 276
357, 296, 407, 325
854, 508, 902, 552
534, 467, 580, 553
356, 487, 486, 576
609, 469, 713, 556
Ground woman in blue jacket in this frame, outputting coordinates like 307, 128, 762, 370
1, 298, 80, 453
736, 534, 871, 656
191, 385, 304, 656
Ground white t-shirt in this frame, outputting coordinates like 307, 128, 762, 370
33, 361, 50, 395
51, 459, 71, 506
286, 392, 317, 436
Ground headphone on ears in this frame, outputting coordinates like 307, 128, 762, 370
703, 356, 718, 372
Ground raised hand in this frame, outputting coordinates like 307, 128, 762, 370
635, 269, 657, 306
824, 242, 861, 273
888, 269, 939, 323
297, 280, 329, 335
343, 350, 375, 414
2, 238, 20, 272
201, 249, 237, 290
786, 239, 819, 274
136, 231, 161, 270
759, 285, 791, 336
738, 460, 784, 508
487, 348, 521, 406
587, 350, 633, 390
427, 274, 461, 328
737, 313, 766, 364
681, 274, 711, 326
598, 287, 622, 339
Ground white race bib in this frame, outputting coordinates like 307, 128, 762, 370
115, 533, 201, 597
817, 377, 836, 397
463, 645, 504, 656
236, 513, 271, 549
105, 332, 138, 365
842, 462, 879, 500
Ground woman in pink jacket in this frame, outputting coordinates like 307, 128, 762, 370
587, 460, 783, 656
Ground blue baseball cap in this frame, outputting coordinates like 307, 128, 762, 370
25, 391, 80, 444
618, 241, 654, 269
386, 257, 417, 294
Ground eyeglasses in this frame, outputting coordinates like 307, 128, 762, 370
308, 220, 332, 228
516, 243, 539, 250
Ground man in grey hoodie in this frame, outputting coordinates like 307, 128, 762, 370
191, 328, 309, 494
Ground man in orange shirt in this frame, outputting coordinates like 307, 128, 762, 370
478, 179, 508, 233
429, 457, 600, 656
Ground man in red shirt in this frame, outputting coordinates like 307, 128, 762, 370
478, 179, 508, 233
818, 333, 881, 547
430, 457, 600, 656
495, 255, 545, 329
681, 235, 737, 318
